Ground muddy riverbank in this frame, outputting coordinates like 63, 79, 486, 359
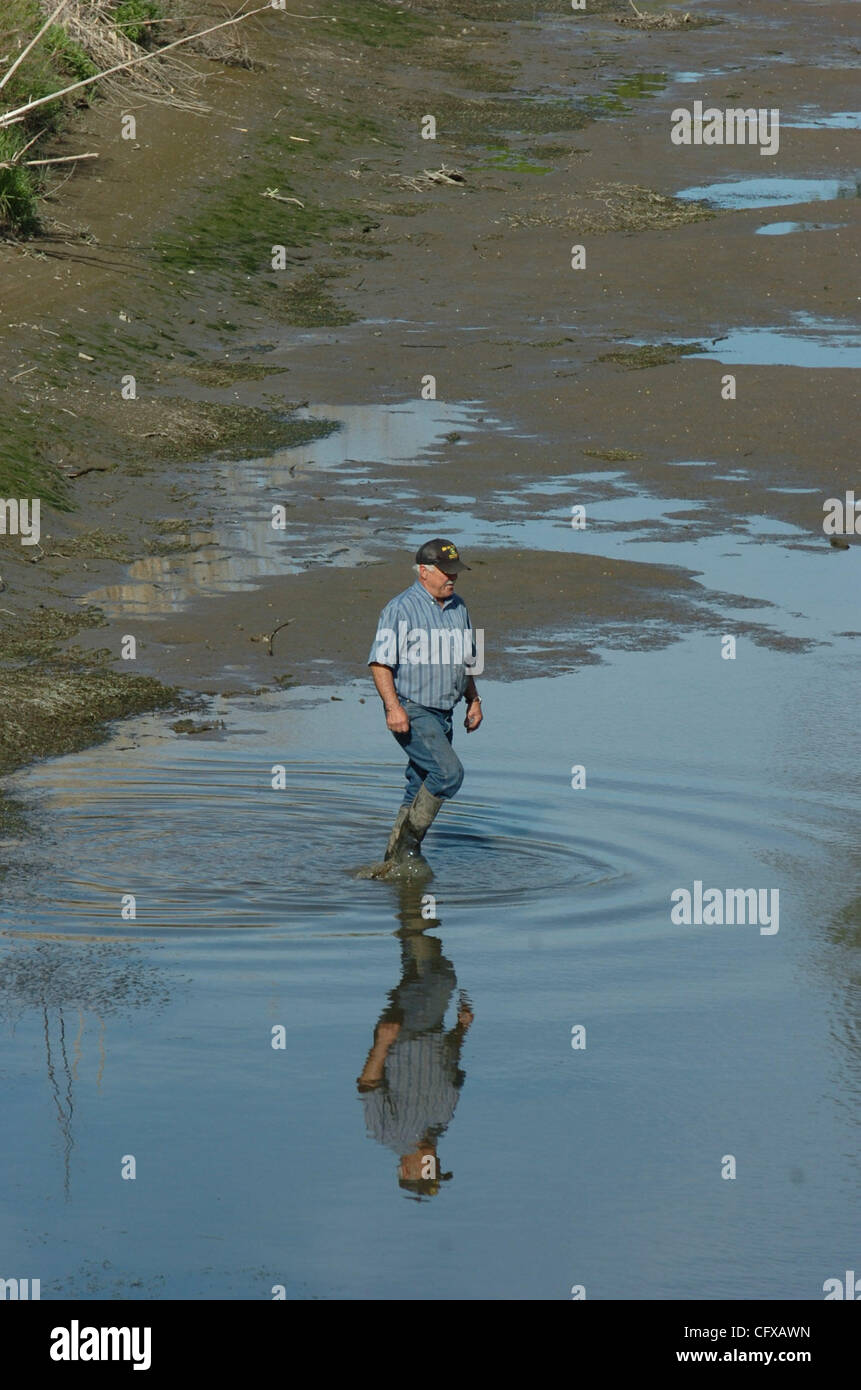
1, 0, 857, 774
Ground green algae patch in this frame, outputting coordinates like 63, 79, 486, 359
580, 72, 668, 117
613, 5, 720, 29
0, 605, 106, 662
184, 361, 291, 387
474, 145, 553, 174
0, 404, 70, 509
410, 91, 593, 145
118, 398, 340, 461
43, 530, 134, 563
329, 0, 435, 49
279, 266, 359, 327
159, 181, 359, 282
156, 116, 376, 285
583, 447, 642, 461
598, 342, 706, 370
424, 50, 521, 93
0, 664, 177, 774
0, 605, 178, 775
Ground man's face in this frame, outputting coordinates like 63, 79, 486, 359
420, 563, 457, 599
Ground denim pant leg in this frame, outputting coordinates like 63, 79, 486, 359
403, 757, 425, 806
393, 701, 465, 803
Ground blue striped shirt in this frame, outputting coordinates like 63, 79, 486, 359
367, 580, 477, 710
361, 1033, 463, 1155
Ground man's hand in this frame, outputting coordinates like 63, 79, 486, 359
386, 702, 410, 734
457, 990, 474, 1030
464, 698, 483, 732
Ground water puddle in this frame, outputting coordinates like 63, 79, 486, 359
86, 401, 498, 617
426, 471, 857, 646
755, 220, 844, 235
783, 110, 861, 129
673, 69, 733, 84
1, 636, 856, 1297
671, 316, 861, 369
676, 176, 861, 209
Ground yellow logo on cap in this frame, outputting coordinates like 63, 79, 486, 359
441, 544, 457, 557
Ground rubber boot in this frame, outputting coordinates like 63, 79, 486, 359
391, 782, 445, 861
356, 788, 444, 881
383, 803, 411, 862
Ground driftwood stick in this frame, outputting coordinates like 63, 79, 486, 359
22, 152, 99, 167
267, 619, 293, 656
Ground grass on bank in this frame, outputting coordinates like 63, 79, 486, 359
0, 0, 271, 238
0, 0, 107, 235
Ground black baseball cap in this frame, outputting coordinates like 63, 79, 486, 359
415, 538, 471, 572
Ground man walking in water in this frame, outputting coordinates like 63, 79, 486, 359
364, 540, 483, 875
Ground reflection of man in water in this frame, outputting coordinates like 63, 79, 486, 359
357, 924, 473, 1198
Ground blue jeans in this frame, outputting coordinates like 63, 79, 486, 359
392, 699, 465, 805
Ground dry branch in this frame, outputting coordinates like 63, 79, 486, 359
18, 152, 99, 168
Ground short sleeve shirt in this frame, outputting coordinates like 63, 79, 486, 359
367, 581, 477, 710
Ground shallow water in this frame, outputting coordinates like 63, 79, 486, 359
2, 630, 857, 1299
676, 176, 861, 209
4, 0, 861, 1307
755, 220, 844, 235
783, 111, 861, 130
86, 400, 498, 617
673, 317, 861, 369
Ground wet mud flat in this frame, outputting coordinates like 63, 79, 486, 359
0, 0, 858, 1301
0, 0, 858, 771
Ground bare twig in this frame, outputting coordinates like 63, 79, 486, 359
266, 619, 293, 656
0, 1, 72, 95
20, 152, 99, 168
9, 128, 43, 164
111, 17, 181, 29
262, 188, 305, 206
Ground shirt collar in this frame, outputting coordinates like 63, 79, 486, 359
411, 579, 455, 611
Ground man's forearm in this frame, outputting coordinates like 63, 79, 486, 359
464, 675, 480, 703
370, 663, 402, 711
